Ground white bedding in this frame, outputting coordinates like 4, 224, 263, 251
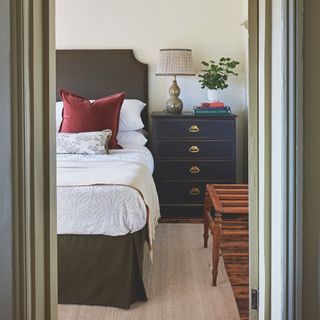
57, 145, 159, 237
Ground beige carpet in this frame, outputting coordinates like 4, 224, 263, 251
58, 224, 240, 320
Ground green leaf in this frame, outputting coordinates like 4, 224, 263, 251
198, 56, 239, 90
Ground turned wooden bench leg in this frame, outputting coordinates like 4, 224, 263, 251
203, 190, 210, 248
211, 211, 222, 286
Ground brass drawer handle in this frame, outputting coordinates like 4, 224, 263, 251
189, 124, 200, 133
189, 145, 200, 153
190, 187, 201, 196
189, 166, 200, 174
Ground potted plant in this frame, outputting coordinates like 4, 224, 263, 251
199, 57, 240, 102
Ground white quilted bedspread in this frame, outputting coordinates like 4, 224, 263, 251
57, 145, 159, 237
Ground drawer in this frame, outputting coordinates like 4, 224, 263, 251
154, 118, 235, 140
154, 140, 235, 160
154, 160, 235, 181
156, 181, 215, 204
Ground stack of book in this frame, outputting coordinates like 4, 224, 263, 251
193, 102, 231, 115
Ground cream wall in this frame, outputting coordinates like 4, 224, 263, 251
56, 0, 248, 181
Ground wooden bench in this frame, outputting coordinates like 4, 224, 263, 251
203, 184, 249, 286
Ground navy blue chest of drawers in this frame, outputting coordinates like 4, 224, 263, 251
151, 112, 237, 218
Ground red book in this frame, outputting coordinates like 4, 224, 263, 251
201, 102, 225, 108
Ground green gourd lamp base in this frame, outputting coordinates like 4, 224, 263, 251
166, 76, 183, 113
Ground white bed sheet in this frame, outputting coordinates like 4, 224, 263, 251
57, 145, 155, 236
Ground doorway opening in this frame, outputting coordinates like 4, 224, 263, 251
54, 1, 254, 319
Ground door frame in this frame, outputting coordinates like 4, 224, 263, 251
251, 0, 304, 319
6, 0, 57, 319
285, 0, 304, 318
248, 0, 259, 319
3, 0, 304, 319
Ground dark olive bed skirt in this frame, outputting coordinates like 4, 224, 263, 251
58, 226, 147, 308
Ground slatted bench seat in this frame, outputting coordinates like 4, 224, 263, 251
203, 184, 249, 318
203, 184, 249, 286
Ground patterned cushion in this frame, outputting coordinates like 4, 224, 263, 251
56, 130, 112, 155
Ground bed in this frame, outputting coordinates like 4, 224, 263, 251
56, 50, 160, 308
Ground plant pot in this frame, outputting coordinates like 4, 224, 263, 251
207, 89, 219, 102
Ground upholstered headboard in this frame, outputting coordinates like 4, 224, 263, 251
56, 49, 149, 130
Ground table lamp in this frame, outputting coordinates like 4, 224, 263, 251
156, 49, 195, 113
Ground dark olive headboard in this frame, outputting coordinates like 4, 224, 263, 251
56, 49, 149, 130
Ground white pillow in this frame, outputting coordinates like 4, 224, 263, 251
117, 130, 148, 146
119, 99, 146, 131
56, 101, 63, 132
56, 130, 112, 155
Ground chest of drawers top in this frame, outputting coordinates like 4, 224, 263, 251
151, 112, 237, 141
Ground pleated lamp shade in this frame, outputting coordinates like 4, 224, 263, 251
156, 49, 195, 76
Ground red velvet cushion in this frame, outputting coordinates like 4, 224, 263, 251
59, 89, 125, 149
